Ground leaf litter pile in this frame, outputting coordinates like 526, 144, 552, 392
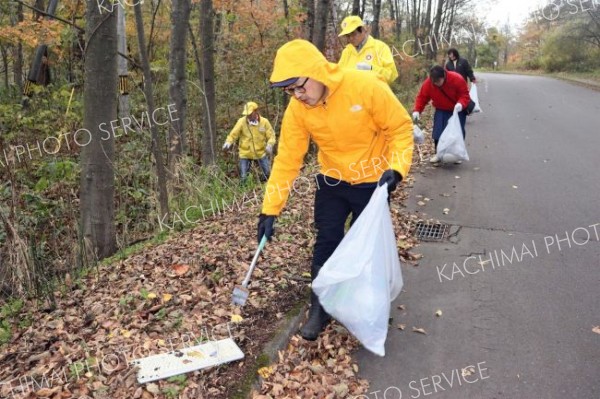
0, 147, 432, 398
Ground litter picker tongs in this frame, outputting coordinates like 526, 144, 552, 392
232, 235, 268, 306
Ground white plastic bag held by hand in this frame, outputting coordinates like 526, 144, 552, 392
413, 124, 425, 145
436, 111, 469, 163
312, 185, 403, 356
469, 83, 482, 113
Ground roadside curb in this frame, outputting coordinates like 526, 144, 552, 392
551, 74, 600, 92
234, 298, 308, 398
478, 70, 600, 92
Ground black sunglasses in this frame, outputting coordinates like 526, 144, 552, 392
283, 78, 309, 96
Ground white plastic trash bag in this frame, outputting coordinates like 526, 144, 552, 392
436, 111, 469, 163
413, 124, 425, 145
469, 83, 482, 113
312, 185, 403, 357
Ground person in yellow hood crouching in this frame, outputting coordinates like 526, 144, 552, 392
256, 40, 413, 341
223, 101, 276, 182
338, 15, 398, 85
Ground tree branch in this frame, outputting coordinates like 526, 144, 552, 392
11, 0, 84, 31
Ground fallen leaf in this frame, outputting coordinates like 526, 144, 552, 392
512, 185, 518, 189
146, 383, 160, 395
147, 293, 157, 299
333, 383, 349, 396
188, 351, 205, 358
461, 366, 476, 377
412, 327, 427, 335
172, 264, 190, 276
443, 208, 450, 215
120, 329, 131, 338
397, 304, 405, 310
592, 326, 600, 334
417, 201, 426, 206
34, 388, 54, 397
231, 314, 244, 323
397, 240, 411, 249
258, 366, 274, 379
455, 176, 460, 179
301, 272, 311, 278
435, 310, 442, 317
397, 324, 406, 330
162, 293, 173, 302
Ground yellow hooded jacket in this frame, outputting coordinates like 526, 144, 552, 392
225, 116, 276, 160
263, 40, 413, 216
338, 35, 399, 84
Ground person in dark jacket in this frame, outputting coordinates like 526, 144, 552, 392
445, 48, 476, 84
412, 66, 470, 163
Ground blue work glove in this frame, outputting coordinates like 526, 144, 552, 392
378, 169, 402, 193
257, 214, 276, 243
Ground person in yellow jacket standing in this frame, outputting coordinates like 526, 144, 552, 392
223, 102, 276, 182
256, 40, 413, 341
337, 16, 398, 84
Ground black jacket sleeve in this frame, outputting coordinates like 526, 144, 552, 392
462, 58, 476, 82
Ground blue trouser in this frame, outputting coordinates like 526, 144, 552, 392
432, 109, 467, 150
240, 157, 271, 181
312, 174, 377, 269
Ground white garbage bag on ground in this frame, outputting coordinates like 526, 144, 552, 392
312, 185, 403, 356
413, 124, 425, 145
470, 83, 482, 113
436, 110, 469, 163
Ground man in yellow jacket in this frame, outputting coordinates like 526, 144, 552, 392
223, 102, 276, 182
256, 40, 413, 341
338, 16, 398, 85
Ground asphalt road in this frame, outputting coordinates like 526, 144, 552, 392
354, 73, 600, 399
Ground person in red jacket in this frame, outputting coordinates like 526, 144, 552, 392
412, 66, 471, 163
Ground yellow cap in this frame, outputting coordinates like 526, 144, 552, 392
338, 15, 364, 36
242, 101, 258, 115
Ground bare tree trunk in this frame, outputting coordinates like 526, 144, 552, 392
117, 6, 130, 119
188, 24, 204, 159
372, 0, 382, 38
283, 0, 290, 38
200, 0, 216, 166
133, 2, 170, 219
33, 0, 45, 20
445, 0, 456, 44
352, 0, 361, 15
0, 46, 8, 89
393, 0, 401, 40
432, 0, 444, 40
11, 1, 24, 93
80, 0, 117, 260
147, 0, 162, 60
304, 0, 315, 41
168, 0, 191, 172
313, 0, 330, 51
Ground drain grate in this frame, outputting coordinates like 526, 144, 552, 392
415, 222, 449, 241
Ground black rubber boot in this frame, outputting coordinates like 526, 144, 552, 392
299, 264, 331, 341
299, 292, 331, 341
